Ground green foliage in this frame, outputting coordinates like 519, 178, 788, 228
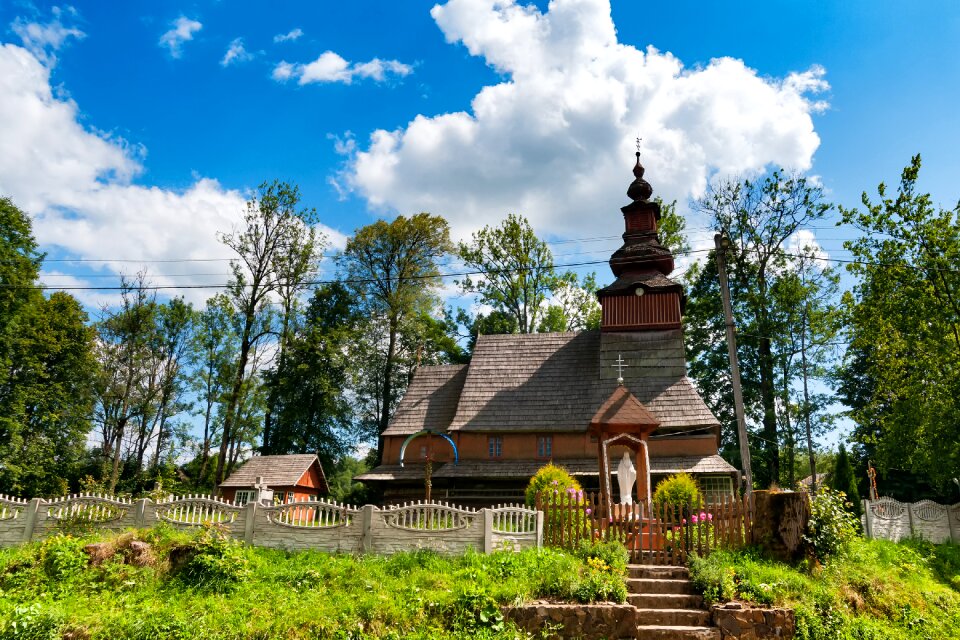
830, 445, 861, 515
575, 539, 629, 576
805, 487, 861, 562
524, 463, 582, 507
838, 154, 960, 492
653, 473, 703, 510
0, 526, 625, 639
689, 538, 960, 640
458, 213, 555, 335
170, 525, 250, 592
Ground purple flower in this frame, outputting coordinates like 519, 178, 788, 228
586, 508, 592, 515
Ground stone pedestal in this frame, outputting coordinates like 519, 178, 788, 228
751, 491, 810, 562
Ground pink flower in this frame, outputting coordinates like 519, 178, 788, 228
700, 512, 707, 520
707, 513, 714, 521
692, 515, 699, 524
586, 508, 592, 515
681, 518, 686, 525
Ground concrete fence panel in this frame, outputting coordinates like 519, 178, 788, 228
863, 497, 959, 543
0, 495, 542, 555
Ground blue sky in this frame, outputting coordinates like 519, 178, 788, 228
1, 0, 959, 307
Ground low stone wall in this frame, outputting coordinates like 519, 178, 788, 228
503, 603, 637, 640
711, 603, 795, 639
0, 494, 542, 555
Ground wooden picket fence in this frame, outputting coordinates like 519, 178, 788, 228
535, 491, 752, 565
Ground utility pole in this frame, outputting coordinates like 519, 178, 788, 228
714, 233, 753, 497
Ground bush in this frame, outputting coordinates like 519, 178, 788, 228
805, 487, 860, 562
169, 524, 250, 592
525, 463, 582, 507
653, 473, 703, 512
575, 539, 628, 576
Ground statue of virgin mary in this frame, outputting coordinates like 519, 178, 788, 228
616, 451, 636, 505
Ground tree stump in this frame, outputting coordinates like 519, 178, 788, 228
751, 491, 811, 562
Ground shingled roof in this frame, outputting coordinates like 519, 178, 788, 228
382, 329, 718, 436
383, 365, 467, 436
220, 454, 325, 489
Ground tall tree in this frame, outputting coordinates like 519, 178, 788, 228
538, 272, 602, 333
830, 444, 861, 512
263, 283, 356, 464
339, 213, 452, 461
215, 181, 323, 484
458, 214, 555, 334
838, 155, 960, 491
689, 172, 832, 487
190, 294, 238, 485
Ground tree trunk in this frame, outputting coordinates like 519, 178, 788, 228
758, 335, 779, 487
377, 315, 398, 463
800, 306, 817, 494
215, 323, 253, 486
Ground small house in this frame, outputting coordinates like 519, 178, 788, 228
219, 454, 328, 505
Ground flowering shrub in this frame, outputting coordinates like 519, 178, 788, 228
525, 463, 583, 507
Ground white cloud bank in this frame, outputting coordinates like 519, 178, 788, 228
273, 51, 413, 85
0, 42, 343, 305
344, 0, 828, 241
159, 16, 202, 59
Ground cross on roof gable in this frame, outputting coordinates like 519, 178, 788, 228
590, 384, 660, 429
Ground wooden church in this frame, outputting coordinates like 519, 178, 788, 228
357, 154, 738, 506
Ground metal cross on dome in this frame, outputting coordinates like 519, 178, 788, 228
636, 136, 642, 155
612, 354, 629, 385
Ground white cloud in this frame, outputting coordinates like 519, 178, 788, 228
0, 42, 343, 305
344, 0, 828, 242
159, 16, 202, 59
273, 28, 303, 43
10, 5, 84, 66
273, 51, 413, 85
788, 229, 829, 262
221, 37, 254, 66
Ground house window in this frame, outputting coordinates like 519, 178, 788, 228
699, 476, 734, 504
286, 491, 296, 504
537, 436, 553, 458
234, 490, 255, 506
488, 436, 503, 458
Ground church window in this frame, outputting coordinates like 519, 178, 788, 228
488, 436, 503, 458
537, 436, 553, 458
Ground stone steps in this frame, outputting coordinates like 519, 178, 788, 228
628, 564, 719, 640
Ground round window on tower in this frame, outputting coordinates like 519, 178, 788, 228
634, 287, 645, 297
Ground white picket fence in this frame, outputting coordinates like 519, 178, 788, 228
861, 497, 960, 543
0, 493, 542, 554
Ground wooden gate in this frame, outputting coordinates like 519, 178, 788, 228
536, 491, 751, 565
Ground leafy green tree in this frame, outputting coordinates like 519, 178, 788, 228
215, 181, 322, 484
656, 198, 691, 257
327, 455, 372, 504
0, 197, 97, 496
538, 272, 601, 333
689, 172, 832, 488
339, 213, 453, 461
830, 444, 861, 514
0, 292, 97, 496
838, 155, 960, 491
262, 283, 356, 463
458, 214, 556, 334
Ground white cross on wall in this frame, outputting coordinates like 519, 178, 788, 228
612, 354, 629, 385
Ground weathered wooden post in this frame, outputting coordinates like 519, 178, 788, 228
751, 490, 811, 562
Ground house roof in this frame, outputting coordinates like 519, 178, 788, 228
219, 454, 325, 489
383, 329, 718, 437
359, 455, 737, 482
386, 365, 468, 435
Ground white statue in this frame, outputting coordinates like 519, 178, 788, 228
617, 451, 636, 505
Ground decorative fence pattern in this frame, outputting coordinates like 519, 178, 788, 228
0, 494, 542, 554
862, 498, 960, 543
536, 491, 752, 565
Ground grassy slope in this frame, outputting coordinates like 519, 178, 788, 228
689, 538, 960, 640
0, 525, 627, 640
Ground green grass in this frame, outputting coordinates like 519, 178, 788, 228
688, 537, 960, 640
0, 524, 626, 640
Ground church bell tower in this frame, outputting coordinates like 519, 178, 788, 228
597, 153, 684, 331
